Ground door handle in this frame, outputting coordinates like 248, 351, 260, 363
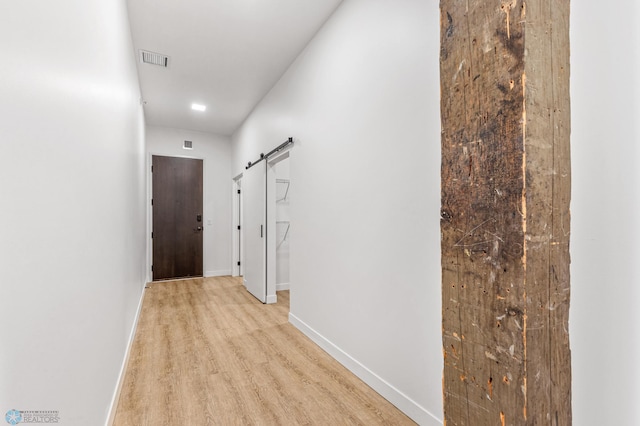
194, 226, 203, 232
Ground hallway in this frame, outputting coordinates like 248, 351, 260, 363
113, 277, 415, 425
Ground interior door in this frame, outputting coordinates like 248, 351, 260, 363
152, 155, 203, 280
242, 162, 266, 302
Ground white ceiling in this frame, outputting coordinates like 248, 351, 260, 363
126, 0, 344, 136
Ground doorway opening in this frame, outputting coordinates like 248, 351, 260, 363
268, 154, 290, 294
235, 147, 292, 305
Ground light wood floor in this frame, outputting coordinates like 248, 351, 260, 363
113, 276, 416, 426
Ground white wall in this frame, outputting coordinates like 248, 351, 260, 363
570, 2, 640, 425
232, 0, 442, 424
146, 126, 233, 278
0, 1, 146, 425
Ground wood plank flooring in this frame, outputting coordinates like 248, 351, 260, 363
113, 276, 416, 425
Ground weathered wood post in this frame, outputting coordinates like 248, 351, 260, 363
440, 1, 571, 424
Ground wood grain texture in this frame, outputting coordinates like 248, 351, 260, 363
440, 1, 571, 425
112, 277, 415, 426
152, 156, 204, 280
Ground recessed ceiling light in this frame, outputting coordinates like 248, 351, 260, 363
191, 103, 206, 112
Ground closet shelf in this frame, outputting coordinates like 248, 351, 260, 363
277, 221, 290, 246
276, 179, 290, 201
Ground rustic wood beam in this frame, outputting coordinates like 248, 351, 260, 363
440, 1, 571, 425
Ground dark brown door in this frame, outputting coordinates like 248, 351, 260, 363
152, 155, 203, 280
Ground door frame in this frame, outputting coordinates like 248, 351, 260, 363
146, 152, 207, 283
232, 173, 243, 277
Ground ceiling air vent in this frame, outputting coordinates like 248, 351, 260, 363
183, 140, 193, 150
139, 50, 169, 68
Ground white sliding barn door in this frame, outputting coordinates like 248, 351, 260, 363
242, 162, 266, 303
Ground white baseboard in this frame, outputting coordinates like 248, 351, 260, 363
205, 269, 232, 277
266, 294, 278, 304
276, 282, 290, 291
105, 283, 147, 426
288, 313, 442, 426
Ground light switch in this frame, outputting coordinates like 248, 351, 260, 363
207, 220, 213, 226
